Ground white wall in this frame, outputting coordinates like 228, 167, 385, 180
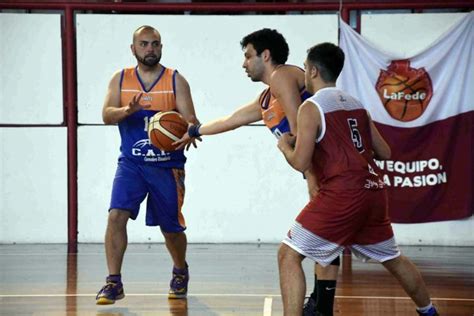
0, 128, 68, 243
0, 14, 67, 243
361, 13, 473, 245
0, 14, 63, 124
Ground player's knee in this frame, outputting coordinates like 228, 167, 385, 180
107, 209, 130, 227
381, 254, 407, 278
382, 254, 403, 268
278, 244, 303, 265
278, 244, 289, 263
162, 231, 185, 242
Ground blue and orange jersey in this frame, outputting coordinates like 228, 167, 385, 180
117, 66, 186, 168
259, 67, 311, 138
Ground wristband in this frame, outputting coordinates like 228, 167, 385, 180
188, 123, 202, 138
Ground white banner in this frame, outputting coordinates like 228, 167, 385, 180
337, 13, 473, 223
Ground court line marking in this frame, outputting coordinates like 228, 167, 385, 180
0, 252, 277, 256
0, 293, 473, 302
263, 297, 272, 316
1, 251, 471, 260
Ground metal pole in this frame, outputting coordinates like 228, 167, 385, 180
65, 6, 78, 254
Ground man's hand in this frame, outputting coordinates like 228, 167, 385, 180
125, 93, 151, 115
173, 123, 202, 150
277, 132, 296, 153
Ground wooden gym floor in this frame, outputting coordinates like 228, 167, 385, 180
0, 244, 473, 315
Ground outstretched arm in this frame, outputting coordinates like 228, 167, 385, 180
199, 99, 262, 135
174, 97, 262, 149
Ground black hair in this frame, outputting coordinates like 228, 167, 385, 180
306, 43, 345, 83
240, 28, 289, 65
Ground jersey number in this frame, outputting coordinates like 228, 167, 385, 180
347, 118, 364, 153
144, 116, 149, 132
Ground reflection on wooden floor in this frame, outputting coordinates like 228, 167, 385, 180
0, 244, 473, 315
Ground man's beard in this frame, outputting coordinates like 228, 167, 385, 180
248, 71, 262, 82
249, 75, 261, 82
136, 53, 161, 67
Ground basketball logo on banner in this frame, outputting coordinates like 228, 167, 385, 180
375, 60, 433, 122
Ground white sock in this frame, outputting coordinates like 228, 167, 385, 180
416, 302, 433, 313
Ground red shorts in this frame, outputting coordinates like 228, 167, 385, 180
296, 188, 394, 246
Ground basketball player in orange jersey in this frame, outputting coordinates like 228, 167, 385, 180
96, 25, 199, 304
277, 43, 439, 316
175, 28, 339, 315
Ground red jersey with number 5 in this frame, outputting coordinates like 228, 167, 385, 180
306, 87, 384, 191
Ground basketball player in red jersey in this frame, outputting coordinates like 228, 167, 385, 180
96, 25, 199, 304
176, 28, 339, 315
277, 43, 439, 316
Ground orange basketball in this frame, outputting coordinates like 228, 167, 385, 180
148, 111, 188, 151
375, 60, 433, 122
378, 74, 430, 121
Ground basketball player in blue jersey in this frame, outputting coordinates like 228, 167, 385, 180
175, 28, 338, 316
96, 25, 199, 304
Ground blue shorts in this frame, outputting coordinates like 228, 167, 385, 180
109, 157, 186, 232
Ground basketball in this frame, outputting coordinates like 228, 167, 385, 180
378, 74, 429, 121
148, 111, 188, 151
376, 60, 432, 122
